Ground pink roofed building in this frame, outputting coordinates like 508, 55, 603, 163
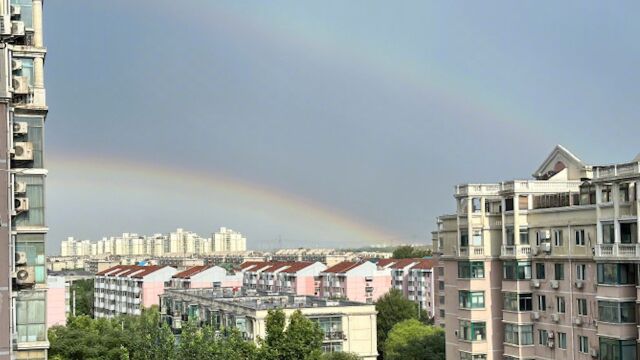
239, 261, 326, 295
94, 265, 177, 318
170, 265, 242, 289
319, 261, 392, 303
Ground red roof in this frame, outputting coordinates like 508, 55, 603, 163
410, 259, 436, 270
262, 262, 293, 273
389, 258, 423, 269
322, 261, 362, 274
173, 265, 212, 279
239, 261, 264, 270
376, 259, 397, 268
96, 265, 167, 278
280, 262, 314, 273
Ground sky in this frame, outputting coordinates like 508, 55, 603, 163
43, 1, 640, 253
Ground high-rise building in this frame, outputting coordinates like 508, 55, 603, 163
0, 1, 48, 359
212, 227, 247, 252
434, 145, 640, 360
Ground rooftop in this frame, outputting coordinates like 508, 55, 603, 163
172, 265, 213, 279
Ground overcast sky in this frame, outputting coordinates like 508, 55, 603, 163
43, 1, 640, 253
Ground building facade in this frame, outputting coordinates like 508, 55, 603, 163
435, 145, 640, 360
159, 288, 378, 359
318, 261, 392, 303
212, 227, 246, 252
170, 265, 242, 290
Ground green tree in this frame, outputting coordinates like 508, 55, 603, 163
70, 279, 95, 316
383, 319, 444, 360
391, 246, 431, 259
321, 352, 361, 360
260, 309, 324, 360
375, 289, 418, 356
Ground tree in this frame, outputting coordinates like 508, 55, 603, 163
321, 352, 360, 360
70, 279, 95, 316
375, 289, 418, 356
261, 309, 324, 360
383, 319, 444, 360
391, 246, 431, 259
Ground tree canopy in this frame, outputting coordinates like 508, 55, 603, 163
391, 245, 431, 259
383, 319, 445, 360
375, 288, 419, 356
69, 279, 94, 316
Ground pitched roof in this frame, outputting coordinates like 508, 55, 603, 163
322, 261, 362, 274
410, 259, 436, 270
389, 258, 422, 269
262, 262, 292, 273
280, 262, 314, 273
173, 265, 212, 279
376, 259, 397, 268
96, 265, 167, 278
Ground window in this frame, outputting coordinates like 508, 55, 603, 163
599, 338, 636, 360
554, 263, 564, 280
535, 263, 545, 279
503, 261, 531, 280
506, 227, 515, 246
458, 261, 484, 279
577, 298, 588, 316
576, 264, 586, 281
503, 292, 533, 312
579, 336, 589, 353
504, 324, 533, 345
538, 295, 547, 311
12, 57, 34, 87
459, 352, 487, 360
556, 296, 566, 313
458, 321, 486, 341
15, 234, 45, 284
538, 329, 548, 346
598, 301, 636, 323
558, 332, 567, 349
460, 229, 469, 247
13, 116, 45, 169
16, 291, 46, 343
472, 229, 483, 246
575, 229, 586, 246
620, 222, 637, 244
459, 291, 485, 309
472, 198, 481, 213
602, 223, 615, 244
519, 227, 529, 245
553, 230, 563, 247
597, 263, 636, 285
10, 0, 33, 28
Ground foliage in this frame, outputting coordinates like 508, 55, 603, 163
391, 246, 431, 259
383, 319, 445, 360
321, 352, 361, 360
70, 279, 95, 316
374, 289, 418, 356
260, 309, 324, 360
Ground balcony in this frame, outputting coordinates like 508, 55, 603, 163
501, 245, 533, 258
458, 246, 485, 258
595, 243, 640, 259
594, 162, 640, 180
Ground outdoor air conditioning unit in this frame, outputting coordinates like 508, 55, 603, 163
12, 142, 33, 161
550, 280, 559, 289
551, 314, 560, 323
15, 266, 34, 285
13, 121, 28, 135
575, 281, 584, 289
547, 331, 554, 339
540, 230, 551, 240
12, 76, 29, 94
15, 251, 27, 265
590, 349, 598, 358
540, 242, 552, 253
10, 5, 20, 16
531, 279, 541, 288
11, 21, 24, 36
11, 59, 21, 71
547, 340, 554, 348
14, 197, 28, 213
574, 317, 583, 326
530, 311, 540, 320
532, 246, 540, 256
14, 181, 26, 194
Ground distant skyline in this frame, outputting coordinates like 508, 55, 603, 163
44, 1, 640, 253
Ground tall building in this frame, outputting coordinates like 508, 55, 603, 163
0, 1, 48, 359
434, 145, 640, 360
212, 227, 247, 252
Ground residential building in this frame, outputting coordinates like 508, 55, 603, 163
94, 265, 177, 318
0, 1, 50, 359
84, 259, 121, 274
434, 145, 640, 359
204, 252, 264, 266
212, 227, 247, 252
319, 261, 392, 303
159, 288, 378, 359
170, 265, 242, 289
239, 261, 326, 296
46, 276, 69, 328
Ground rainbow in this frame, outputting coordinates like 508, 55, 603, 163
47, 152, 403, 246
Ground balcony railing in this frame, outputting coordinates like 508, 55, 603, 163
594, 162, 640, 179
501, 245, 533, 257
458, 246, 484, 257
595, 243, 640, 258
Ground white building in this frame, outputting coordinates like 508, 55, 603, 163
212, 227, 247, 252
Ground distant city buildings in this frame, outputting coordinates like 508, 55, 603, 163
212, 227, 247, 252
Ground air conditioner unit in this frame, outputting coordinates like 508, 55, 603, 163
574, 281, 584, 289
12, 76, 29, 94
540, 242, 552, 253
590, 349, 598, 358
14, 197, 28, 213
532, 246, 540, 255
10, 5, 20, 16
531, 279, 541, 288
15, 266, 34, 285
551, 314, 560, 322
548, 340, 554, 348
11, 21, 24, 36
574, 317, 583, 326
11, 59, 22, 71
540, 230, 551, 240
13, 121, 27, 135
12, 142, 33, 161
547, 331, 554, 339
550, 280, 559, 289
530, 311, 540, 320
15, 251, 27, 265
14, 181, 26, 194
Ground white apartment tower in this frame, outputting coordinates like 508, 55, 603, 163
212, 227, 247, 252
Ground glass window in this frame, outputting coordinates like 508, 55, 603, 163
13, 175, 45, 228
538, 329, 548, 346
16, 291, 46, 343
471, 198, 481, 213
460, 229, 469, 247
579, 336, 589, 353
15, 234, 45, 284
538, 295, 547, 311
575, 229, 586, 246
504, 324, 533, 345
553, 230, 563, 247
558, 332, 567, 349
598, 301, 636, 323
13, 116, 45, 169
459, 352, 486, 360
12, 57, 34, 87
597, 263, 636, 285
602, 223, 615, 244
503, 292, 532, 312
458, 321, 486, 342
459, 291, 484, 309
519, 227, 529, 245
10, 0, 33, 28
577, 298, 588, 316
472, 229, 483, 246
506, 227, 515, 246
535, 263, 545, 279
554, 263, 564, 280
556, 296, 566, 313
599, 337, 636, 360
458, 261, 484, 279
576, 264, 586, 281
503, 261, 531, 280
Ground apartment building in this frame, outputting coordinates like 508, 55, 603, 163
46, 276, 69, 328
212, 227, 247, 252
94, 265, 177, 318
269, 248, 393, 267
319, 261, 392, 303
435, 145, 640, 360
159, 288, 378, 359
0, 0, 50, 359
239, 261, 326, 296
170, 265, 242, 289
